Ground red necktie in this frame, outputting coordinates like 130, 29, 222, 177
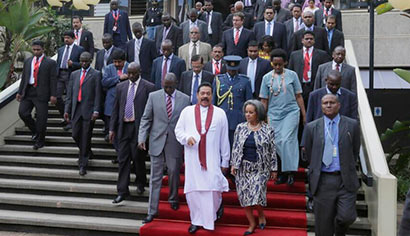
166, 95, 172, 119
234, 29, 240, 45
78, 69, 87, 102
303, 50, 311, 82
33, 56, 40, 87
336, 64, 340, 71
214, 61, 220, 75
162, 57, 168, 82
117, 69, 122, 76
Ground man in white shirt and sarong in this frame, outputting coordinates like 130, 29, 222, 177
175, 82, 230, 233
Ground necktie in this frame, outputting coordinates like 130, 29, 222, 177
303, 50, 310, 82
295, 19, 299, 32
191, 43, 197, 57
77, 69, 87, 102
61, 45, 70, 69
206, 12, 210, 24
75, 30, 79, 41
248, 60, 255, 93
192, 74, 199, 104
162, 57, 168, 83
323, 121, 335, 167
214, 61, 220, 75
336, 63, 340, 71
104, 50, 109, 66
124, 82, 136, 120
234, 29, 240, 45
117, 69, 123, 76
325, 8, 330, 17
166, 95, 172, 119
162, 27, 168, 41
33, 56, 40, 87
135, 40, 140, 64
266, 21, 271, 36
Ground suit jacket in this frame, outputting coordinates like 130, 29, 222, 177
314, 61, 357, 94
78, 30, 94, 55
139, 89, 190, 157
154, 24, 183, 56
253, 21, 288, 51
223, 12, 255, 31
288, 48, 331, 101
18, 56, 57, 102
103, 10, 132, 44
95, 46, 119, 72
327, 29, 345, 55
180, 20, 209, 44
274, 7, 292, 23
203, 60, 227, 75
110, 79, 155, 140
314, 8, 343, 31
254, 0, 271, 21
151, 55, 186, 89
306, 87, 358, 123
303, 115, 360, 195
199, 11, 223, 46
239, 57, 272, 98
290, 26, 329, 53
178, 70, 215, 98
178, 41, 212, 69
65, 68, 102, 120
101, 62, 129, 116
125, 38, 158, 80
56, 44, 84, 77
284, 17, 302, 51
222, 28, 256, 58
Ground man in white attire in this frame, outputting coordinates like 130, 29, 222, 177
175, 82, 230, 234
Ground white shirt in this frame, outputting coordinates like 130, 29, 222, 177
326, 86, 342, 96
190, 20, 198, 29
247, 58, 258, 93
162, 54, 173, 74
207, 11, 213, 34
293, 17, 301, 32
191, 71, 202, 101
74, 28, 83, 45
212, 59, 221, 75
265, 20, 274, 36
233, 26, 243, 39
303, 46, 313, 82
29, 54, 45, 85
332, 60, 342, 72
124, 78, 141, 122
60, 44, 73, 68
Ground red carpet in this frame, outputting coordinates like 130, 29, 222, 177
140, 171, 308, 236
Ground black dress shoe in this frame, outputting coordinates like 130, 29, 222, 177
59, 120, 67, 126
259, 223, 266, 230
104, 134, 110, 143
112, 195, 127, 204
63, 123, 72, 131
33, 142, 44, 150
136, 186, 145, 194
170, 202, 179, 210
287, 174, 294, 186
307, 198, 314, 212
244, 230, 254, 235
275, 175, 287, 185
142, 215, 155, 224
216, 202, 224, 219
79, 167, 87, 176
31, 133, 38, 141
111, 159, 118, 164
188, 224, 200, 234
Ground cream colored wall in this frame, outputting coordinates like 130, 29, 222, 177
0, 81, 24, 145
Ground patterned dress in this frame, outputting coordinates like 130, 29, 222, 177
231, 122, 277, 207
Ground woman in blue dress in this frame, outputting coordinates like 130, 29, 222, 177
259, 48, 306, 186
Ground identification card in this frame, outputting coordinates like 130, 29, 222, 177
333, 146, 337, 157
307, 71, 311, 79
112, 26, 117, 32
151, 18, 154, 23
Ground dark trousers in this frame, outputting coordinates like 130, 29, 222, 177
18, 86, 48, 143
105, 115, 118, 152
56, 70, 70, 117
112, 33, 126, 50
313, 173, 357, 236
72, 102, 95, 168
399, 189, 410, 236
117, 122, 147, 195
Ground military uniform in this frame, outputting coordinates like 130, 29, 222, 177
213, 56, 253, 147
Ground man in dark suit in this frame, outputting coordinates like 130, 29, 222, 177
179, 55, 215, 103
154, 14, 183, 56
203, 44, 227, 75
200, 0, 223, 47
222, 12, 256, 58
288, 30, 331, 105
180, 8, 209, 44
306, 70, 357, 122
314, 46, 357, 94
95, 34, 118, 72
151, 40, 186, 90
126, 22, 157, 80
254, 0, 271, 21
17, 40, 57, 150
138, 73, 190, 223
314, 0, 342, 31
56, 31, 84, 129
242, 0, 256, 16
223, 1, 255, 30
72, 15, 94, 55
272, 0, 292, 23
64, 52, 102, 176
103, 0, 132, 49
303, 93, 360, 236
284, 4, 303, 51
325, 15, 344, 56
290, 11, 329, 53
239, 40, 272, 98
110, 62, 155, 203
253, 6, 288, 51
142, 0, 162, 40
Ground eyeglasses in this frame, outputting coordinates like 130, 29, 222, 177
190, 32, 199, 34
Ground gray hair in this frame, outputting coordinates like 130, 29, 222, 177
321, 93, 340, 103
243, 99, 266, 122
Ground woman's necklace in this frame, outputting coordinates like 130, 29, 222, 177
270, 71, 285, 96
247, 122, 261, 131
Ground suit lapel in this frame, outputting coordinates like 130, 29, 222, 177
161, 90, 169, 119
82, 68, 93, 86
338, 116, 347, 145
70, 45, 77, 61
134, 79, 145, 104
318, 118, 325, 158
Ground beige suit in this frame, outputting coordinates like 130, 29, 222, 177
178, 41, 212, 69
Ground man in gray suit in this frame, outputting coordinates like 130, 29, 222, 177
180, 8, 209, 44
178, 26, 212, 69
272, 0, 292, 23
284, 4, 302, 51
138, 73, 190, 224
303, 93, 360, 236
314, 46, 357, 94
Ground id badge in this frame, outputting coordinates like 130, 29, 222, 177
151, 18, 154, 23
307, 71, 311, 79
112, 26, 117, 32
333, 146, 337, 157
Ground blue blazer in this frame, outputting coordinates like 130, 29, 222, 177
126, 38, 158, 80
253, 21, 288, 51
221, 28, 256, 58
238, 57, 272, 98
151, 55, 186, 90
101, 62, 129, 116
56, 44, 84, 77
306, 87, 358, 123
103, 10, 132, 44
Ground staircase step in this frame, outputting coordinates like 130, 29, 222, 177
4, 135, 112, 148
47, 118, 104, 127
0, 209, 141, 234
306, 213, 371, 230
0, 155, 117, 168
0, 144, 116, 157
15, 126, 106, 137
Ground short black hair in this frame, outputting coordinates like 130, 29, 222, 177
233, 12, 245, 20
213, 43, 224, 50
204, 0, 213, 4
197, 82, 213, 93
72, 15, 82, 22
270, 48, 288, 62
291, 3, 302, 11
264, 6, 274, 12
111, 49, 126, 61
32, 39, 44, 48
191, 54, 203, 63
63, 31, 75, 39
248, 40, 259, 48
326, 14, 337, 21
303, 30, 316, 38
259, 35, 276, 50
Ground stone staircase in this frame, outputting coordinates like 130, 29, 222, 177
0, 105, 372, 235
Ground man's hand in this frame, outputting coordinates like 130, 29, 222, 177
91, 112, 99, 121
63, 113, 70, 122
138, 142, 146, 150
16, 94, 22, 102
230, 166, 237, 176
270, 171, 277, 180
187, 137, 196, 146
221, 167, 229, 175
50, 96, 57, 105
109, 131, 115, 144
67, 60, 73, 67
119, 74, 128, 81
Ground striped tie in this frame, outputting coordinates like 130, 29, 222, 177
166, 95, 172, 119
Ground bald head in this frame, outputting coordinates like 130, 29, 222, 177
127, 62, 141, 82
333, 46, 346, 64
325, 70, 342, 94
163, 73, 177, 95
302, 11, 314, 27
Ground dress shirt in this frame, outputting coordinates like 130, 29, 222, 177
161, 53, 173, 74
29, 54, 45, 85
303, 46, 313, 82
233, 26, 243, 39
304, 24, 314, 31
247, 58, 258, 93
74, 28, 83, 45
123, 78, 141, 122
190, 20, 198, 29
293, 17, 301, 32
326, 27, 334, 49
332, 60, 342, 72
162, 26, 171, 41
265, 20, 274, 36
321, 114, 340, 172
326, 86, 342, 96
60, 44, 73, 68
207, 11, 213, 34
191, 71, 202, 100
164, 89, 176, 114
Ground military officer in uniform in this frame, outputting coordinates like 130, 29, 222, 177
213, 55, 253, 147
